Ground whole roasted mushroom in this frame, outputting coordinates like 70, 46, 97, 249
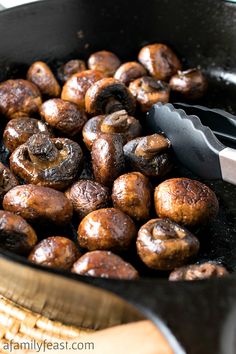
112, 172, 152, 221
72, 250, 139, 279
169, 68, 208, 100
29, 236, 80, 270
3, 184, 73, 225
57, 59, 86, 83
129, 76, 170, 112
0, 162, 18, 203
136, 218, 200, 270
85, 78, 136, 115
40, 98, 87, 136
169, 262, 229, 281
138, 43, 182, 81
88, 50, 121, 77
114, 61, 147, 86
61, 70, 104, 109
0, 79, 42, 119
82, 110, 142, 150
10, 133, 83, 190
154, 178, 219, 227
123, 134, 172, 178
3, 117, 52, 153
91, 134, 125, 187
0, 210, 37, 255
78, 208, 136, 252
65, 179, 110, 219
27, 61, 61, 97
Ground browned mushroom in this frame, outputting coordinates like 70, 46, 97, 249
0, 79, 42, 119
138, 43, 182, 81
0, 162, 18, 203
0, 210, 37, 255
78, 208, 136, 252
57, 59, 86, 83
169, 68, 208, 100
154, 178, 219, 227
29, 236, 80, 270
3, 184, 73, 225
10, 133, 83, 190
112, 172, 152, 221
82, 110, 142, 150
136, 218, 200, 270
88, 50, 121, 77
40, 98, 87, 136
91, 134, 125, 187
114, 61, 147, 86
85, 78, 136, 115
65, 179, 110, 219
129, 76, 170, 112
72, 250, 139, 279
27, 61, 61, 97
3, 117, 52, 153
123, 134, 172, 178
169, 262, 229, 281
61, 70, 104, 109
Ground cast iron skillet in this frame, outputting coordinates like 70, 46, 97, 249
0, 0, 236, 353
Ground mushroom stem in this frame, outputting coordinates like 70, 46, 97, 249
105, 98, 124, 114
135, 135, 170, 158
101, 110, 129, 133
27, 133, 59, 167
0, 168, 5, 187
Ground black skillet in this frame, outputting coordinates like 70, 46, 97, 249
0, 0, 236, 353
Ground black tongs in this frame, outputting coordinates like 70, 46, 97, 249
147, 103, 236, 185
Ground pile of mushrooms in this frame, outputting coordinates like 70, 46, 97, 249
0, 44, 228, 282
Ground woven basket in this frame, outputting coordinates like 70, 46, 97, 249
0, 296, 93, 353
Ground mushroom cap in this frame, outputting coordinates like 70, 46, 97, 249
169, 262, 229, 281
10, 133, 83, 190
0, 79, 42, 119
138, 43, 182, 81
3, 184, 73, 225
0, 210, 37, 255
114, 61, 147, 86
0, 162, 18, 203
57, 59, 86, 83
136, 218, 200, 270
72, 250, 139, 279
154, 178, 219, 227
78, 208, 136, 252
85, 78, 136, 115
29, 236, 80, 270
88, 50, 121, 77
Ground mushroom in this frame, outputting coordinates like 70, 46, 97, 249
29, 236, 80, 270
154, 178, 219, 227
3, 117, 52, 153
136, 218, 200, 270
82, 110, 142, 150
78, 208, 136, 252
72, 250, 139, 279
0, 79, 42, 119
10, 133, 83, 190
57, 59, 86, 83
91, 134, 125, 187
0, 162, 18, 203
65, 179, 110, 219
112, 172, 152, 221
169, 68, 208, 100
61, 70, 104, 109
129, 76, 170, 112
27, 61, 61, 97
85, 78, 136, 115
3, 184, 73, 225
114, 61, 147, 86
138, 43, 182, 81
123, 134, 173, 178
88, 50, 121, 77
40, 98, 87, 137
0, 210, 37, 255
169, 262, 229, 281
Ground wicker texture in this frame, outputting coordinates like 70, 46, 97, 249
0, 296, 91, 353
